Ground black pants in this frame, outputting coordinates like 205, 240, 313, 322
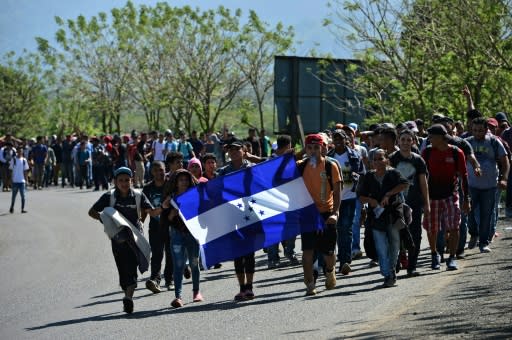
92, 164, 108, 190
111, 240, 138, 291
148, 226, 173, 284
407, 203, 423, 272
234, 253, 255, 274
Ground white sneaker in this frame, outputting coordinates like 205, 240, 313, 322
480, 246, 491, 253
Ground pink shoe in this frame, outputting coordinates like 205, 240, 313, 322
171, 298, 183, 308
234, 291, 246, 301
193, 291, 204, 302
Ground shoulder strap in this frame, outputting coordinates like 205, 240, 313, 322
298, 157, 335, 189
450, 145, 459, 170
424, 145, 432, 166
110, 188, 142, 219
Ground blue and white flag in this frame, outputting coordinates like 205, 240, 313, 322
172, 153, 325, 268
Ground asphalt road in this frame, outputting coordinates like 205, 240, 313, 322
1, 187, 511, 339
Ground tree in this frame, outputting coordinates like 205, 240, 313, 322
236, 11, 294, 131
38, 11, 132, 134
326, 0, 512, 124
0, 53, 47, 136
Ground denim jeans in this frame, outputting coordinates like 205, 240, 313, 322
490, 188, 500, 241
336, 198, 356, 265
10, 182, 26, 210
170, 228, 200, 299
372, 226, 400, 278
468, 187, 496, 250
351, 199, 362, 253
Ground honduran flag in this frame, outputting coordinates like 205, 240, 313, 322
172, 153, 325, 268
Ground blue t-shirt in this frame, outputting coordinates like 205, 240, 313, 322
466, 135, 506, 189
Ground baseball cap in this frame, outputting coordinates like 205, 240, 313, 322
114, 167, 133, 178
305, 134, 325, 145
427, 124, 449, 137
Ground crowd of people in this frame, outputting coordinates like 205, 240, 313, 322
2, 88, 510, 314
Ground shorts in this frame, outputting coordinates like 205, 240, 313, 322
301, 213, 337, 255
423, 194, 461, 233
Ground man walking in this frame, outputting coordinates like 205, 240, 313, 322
422, 124, 470, 271
298, 134, 342, 295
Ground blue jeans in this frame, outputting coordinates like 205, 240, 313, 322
372, 227, 400, 278
468, 187, 496, 250
490, 188, 500, 241
170, 228, 200, 299
352, 199, 362, 253
10, 182, 26, 210
337, 198, 356, 265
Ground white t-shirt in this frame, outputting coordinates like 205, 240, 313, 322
152, 140, 166, 161
332, 151, 357, 200
9, 157, 29, 183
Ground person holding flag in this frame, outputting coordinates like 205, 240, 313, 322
297, 134, 342, 296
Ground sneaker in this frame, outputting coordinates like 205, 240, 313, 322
456, 252, 465, 259
383, 276, 397, 288
183, 265, 191, 279
234, 291, 247, 301
145, 279, 161, 294
406, 270, 420, 278
325, 268, 336, 289
468, 236, 478, 249
171, 298, 184, 308
446, 256, 458, 270
9, 207, 13, 214
369, 260, 379, 267
244, 289, 255, 300
287, 254, 300, 265
431, 253, 441, 270
352, 250, 363, 260
399, 251, 408, 269
21, 210, 27, 213
480, 246, 491, 253
122, 297, 134, 314
164, 282, 175, 291
267, 260, 277, 269
305, 282, 317, 296
339, 262, 351, 276
193, 291, 204, 302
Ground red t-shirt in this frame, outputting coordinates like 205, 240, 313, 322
422, 146, 467, 200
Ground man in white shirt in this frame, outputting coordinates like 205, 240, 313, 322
9, 147, 29, 213
152, 133, 167, 162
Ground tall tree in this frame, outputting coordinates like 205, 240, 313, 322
236, 11, 294, 130
0, 53, 47, 136
326, 0, 512, 124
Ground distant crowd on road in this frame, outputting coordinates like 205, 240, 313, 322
2, 86, 510, 313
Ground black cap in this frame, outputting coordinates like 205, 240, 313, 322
427, 124, 449, 137
225, 138, 243, 148
495, 112, 509, 123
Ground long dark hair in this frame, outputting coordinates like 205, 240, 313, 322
163, 169, 198, 198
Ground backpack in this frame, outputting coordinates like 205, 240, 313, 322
109, 188, 142, 219
297, 157, 340, 190
423, 145, 459, 173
